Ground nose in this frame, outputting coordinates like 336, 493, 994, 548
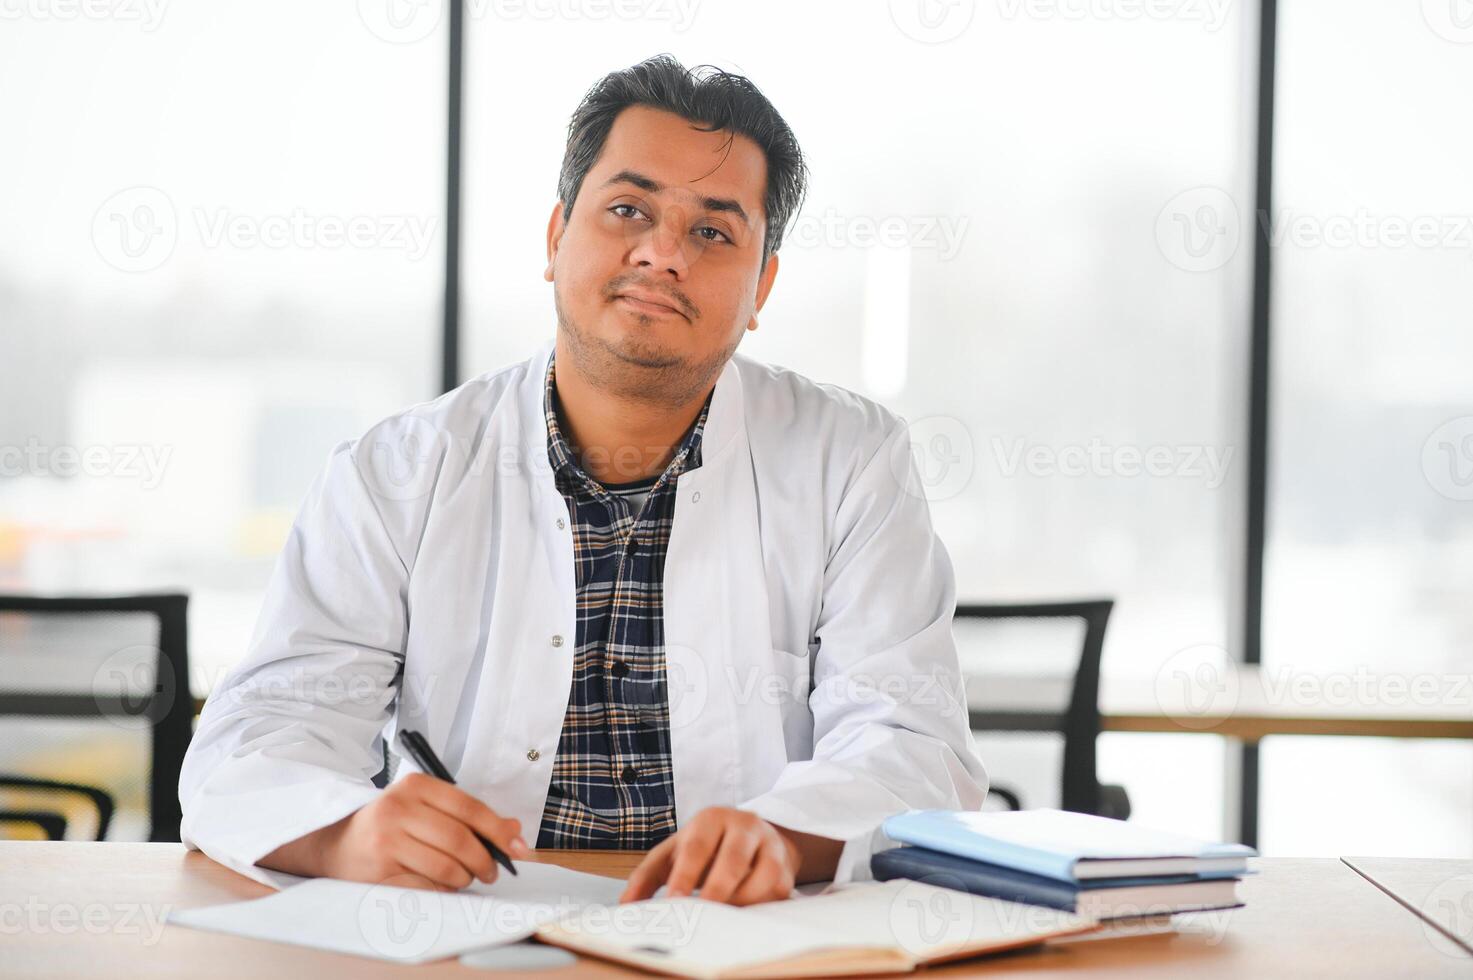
626, 208, 690, 280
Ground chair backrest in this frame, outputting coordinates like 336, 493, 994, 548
0, 594, 191, 841
955, 600, 1113, 814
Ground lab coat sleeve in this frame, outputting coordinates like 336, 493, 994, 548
737, 419, 988, 883
178, 438, 411, 887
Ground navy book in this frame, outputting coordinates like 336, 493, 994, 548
872, 845, 1245, 920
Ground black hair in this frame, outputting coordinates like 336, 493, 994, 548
556, 54, 807, 264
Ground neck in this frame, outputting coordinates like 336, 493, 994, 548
552, 336, 714, 485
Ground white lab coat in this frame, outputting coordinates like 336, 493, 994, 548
179, 339, 987, 887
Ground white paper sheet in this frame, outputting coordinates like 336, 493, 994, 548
168, 861, 626, 964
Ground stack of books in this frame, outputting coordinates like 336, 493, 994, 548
872, 808, 1256, 920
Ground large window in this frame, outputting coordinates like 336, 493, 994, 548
4, 1, 1464, 852
0, 5, 445, 834
1263, 0, 1473, 857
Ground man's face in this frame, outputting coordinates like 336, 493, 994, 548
544, 105, 779, 403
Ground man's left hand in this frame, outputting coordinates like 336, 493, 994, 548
619, 807, 801, 906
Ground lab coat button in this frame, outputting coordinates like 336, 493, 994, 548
556, 517, 566, 530
691, 491, 701, 503
551, 634, 564, 648
526, 749, 541, 762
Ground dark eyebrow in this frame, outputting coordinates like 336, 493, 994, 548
600, 169, 752, 226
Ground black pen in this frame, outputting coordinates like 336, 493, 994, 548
395, 728, 518, 877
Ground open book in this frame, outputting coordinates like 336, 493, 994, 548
535, 879, 1097, 979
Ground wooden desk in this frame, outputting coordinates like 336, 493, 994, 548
3, 843, 1469, 977
1343, 856, 1473, 957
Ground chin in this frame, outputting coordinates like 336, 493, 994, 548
600, 330, 685, 371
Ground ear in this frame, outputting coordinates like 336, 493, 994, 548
544, 201, 567, 282
746, 251, 780, 332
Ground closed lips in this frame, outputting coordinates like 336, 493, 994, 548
617, 291, 684, 317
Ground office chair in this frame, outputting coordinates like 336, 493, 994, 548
0, 593, 191, 841
957, 600, 1130, 819
0, 774, 115, 840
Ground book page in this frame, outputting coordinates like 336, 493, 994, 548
544, 898, 874, 976
741, 880, 1095, 962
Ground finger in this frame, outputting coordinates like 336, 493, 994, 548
729, 839, 795, 906
387, 868, 455, 893
666, 823, 724, 898
401, 802, 498, 884
695, 827, 761, 905
393, 835, 476, 891
411, 776, 529, 859
620, 837, 676, 903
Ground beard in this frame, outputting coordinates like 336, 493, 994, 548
553, 281, 740, 407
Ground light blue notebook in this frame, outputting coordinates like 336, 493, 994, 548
882, 809, 1257, 884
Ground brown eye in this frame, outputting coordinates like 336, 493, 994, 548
609, 204, 648, 221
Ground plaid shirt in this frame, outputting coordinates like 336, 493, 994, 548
535, 351, 713, 849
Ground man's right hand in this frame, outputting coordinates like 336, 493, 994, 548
256, 772, 532, 890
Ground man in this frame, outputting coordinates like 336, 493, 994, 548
179, 55, 986, 906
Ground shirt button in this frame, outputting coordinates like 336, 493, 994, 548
556, 517, 566, 530
621, 765, 639, 783
527, 748, 541, 762
551, 634, 564, 648
612, 660, 629, 677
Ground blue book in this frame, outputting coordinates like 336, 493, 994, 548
882, 809, 1256, 884
872, 845, 1245, 919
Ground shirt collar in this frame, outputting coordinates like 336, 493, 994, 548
543, 348, 713, 493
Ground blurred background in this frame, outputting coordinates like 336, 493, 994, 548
1, 0, 1469, 853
